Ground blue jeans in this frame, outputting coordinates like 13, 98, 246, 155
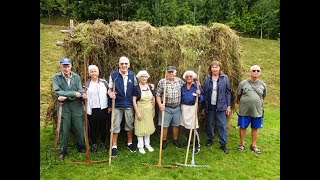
206, 105, 228, 145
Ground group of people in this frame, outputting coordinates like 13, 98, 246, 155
52, 56, 266, 160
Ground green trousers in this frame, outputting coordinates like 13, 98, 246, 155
59, 100, 85, 153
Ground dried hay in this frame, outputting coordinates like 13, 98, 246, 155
46, 19, 243, 127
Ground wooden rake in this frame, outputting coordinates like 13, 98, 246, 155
176, 65, 209, 168
143, 68, 177, 168
69, 54, 107, 164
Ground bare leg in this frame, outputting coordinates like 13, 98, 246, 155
162, 127, 168, 140
127, 130, 133, 144
112, 133, 118, 146
239, 127, 247, 145
251, 128, 258, 146
172, 126, 179, 140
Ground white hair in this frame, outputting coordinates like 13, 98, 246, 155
136, 70, 150, 78
88, 65, 99, 72
119, 56, 130, 63
250, 65, 261, 71
182, 70, 197, 79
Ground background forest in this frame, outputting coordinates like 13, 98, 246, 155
40, 0, 280, 39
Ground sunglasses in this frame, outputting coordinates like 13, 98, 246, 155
120, 63, 128, 65
252, 70, 260, 72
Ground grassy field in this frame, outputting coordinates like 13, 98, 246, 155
40, 23, 280, 179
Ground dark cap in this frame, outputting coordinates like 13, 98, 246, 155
60, 58, 71, 65
167, 66, 176, 71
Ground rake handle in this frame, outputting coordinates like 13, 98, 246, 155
54, 101, 63, 150
158, 74, 167, 167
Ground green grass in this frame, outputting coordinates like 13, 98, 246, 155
40, 23, 280, 180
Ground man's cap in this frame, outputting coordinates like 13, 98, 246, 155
60, 58, 71, 65
167, 66, 176, 71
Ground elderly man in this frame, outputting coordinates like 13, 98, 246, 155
155, 66, 185, 150
52, 58, 86, 160
108, 56, 138, 157
236, 65, 267, 154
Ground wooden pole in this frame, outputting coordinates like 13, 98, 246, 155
54, 101, 63, 150
109, 82, 116, 165
69, 54, 107, 164
157, 70, 167, 167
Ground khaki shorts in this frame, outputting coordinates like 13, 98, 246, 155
112, 108, 134, 133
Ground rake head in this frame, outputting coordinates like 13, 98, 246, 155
143, 163, 178, 168
176, 163, 210, 168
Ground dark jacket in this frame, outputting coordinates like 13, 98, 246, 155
202, 74, 231, 111
110, 69, 136, 108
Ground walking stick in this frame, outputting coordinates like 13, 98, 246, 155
54, 100, 63, 150
70, 54, 107, 164
177, 65, 209, 168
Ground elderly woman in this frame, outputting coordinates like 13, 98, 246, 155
180, 70, 205, 154
84, 65, 110, 152
132, 70, 156, 154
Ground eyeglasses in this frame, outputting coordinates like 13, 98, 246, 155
186, 76, 193, 78
120, 63, 128, 65
252, 70, 260, 72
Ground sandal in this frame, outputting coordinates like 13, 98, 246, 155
250, 145, 262, 154
237, 144, 245, 151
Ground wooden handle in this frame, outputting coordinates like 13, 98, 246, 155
158, 71, 167, 167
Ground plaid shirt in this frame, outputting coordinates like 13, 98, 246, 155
156, 77, 185, 107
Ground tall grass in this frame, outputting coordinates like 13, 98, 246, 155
40, 23, 280, 180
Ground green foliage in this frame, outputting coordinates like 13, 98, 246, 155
40, 0, 280, 39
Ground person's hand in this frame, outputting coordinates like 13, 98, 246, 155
108, 91, 116, 99
75, 92, 82, 98
201, 108, 206, 116
82, 93, 87, 99
196, 89, 201, 95
149, 84, 155, 91
226, 106, 231, 116
58, 96, 67, 101
137, 112, 142, 121
159, 104, 165, 111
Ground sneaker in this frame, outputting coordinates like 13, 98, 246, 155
145, 145, 154, 152
91, 144, 97, 152
172, 139, 182, 148
221, 145, 229, 154
162, 140, 167, 150
127, 144, 137, 152
58, 152, 65, 160
138, 147, 146, 154
111, 148, 117, 157
206, 140, 213, 147
195, 144, 200, 154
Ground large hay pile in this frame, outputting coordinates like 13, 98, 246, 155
46, 19, 243, 127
